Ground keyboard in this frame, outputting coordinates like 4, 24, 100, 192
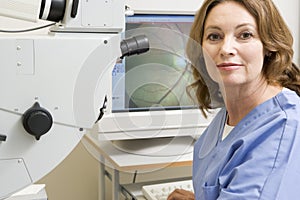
142, 179, 193, 200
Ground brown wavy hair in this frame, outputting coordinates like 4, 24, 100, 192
186, 0, 300, 117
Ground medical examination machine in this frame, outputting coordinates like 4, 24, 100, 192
0, 0, 150, 198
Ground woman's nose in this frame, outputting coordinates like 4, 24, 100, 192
220, 37, 236, 57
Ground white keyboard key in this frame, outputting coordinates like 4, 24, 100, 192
142, 179, 193, 200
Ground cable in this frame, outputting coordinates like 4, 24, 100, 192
0, 22, 56, 33
132, 170, 138, 183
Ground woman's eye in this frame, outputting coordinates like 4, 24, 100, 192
239, 31, 253, 40
207, 33, 221, 41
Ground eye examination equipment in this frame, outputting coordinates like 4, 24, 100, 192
0, 0, 150, 198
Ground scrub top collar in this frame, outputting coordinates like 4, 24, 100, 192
198, 87, 289, 159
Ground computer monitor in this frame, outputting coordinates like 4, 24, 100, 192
96, 14, 216, 156
113, 14, 195, 112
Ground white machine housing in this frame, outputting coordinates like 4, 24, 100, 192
0, 0, 125, 198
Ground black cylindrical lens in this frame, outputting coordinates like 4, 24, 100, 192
39, 0, 66, 22
120, 35, 150, 58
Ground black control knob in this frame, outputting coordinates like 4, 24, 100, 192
0, 134, 7, 142
23, 102, 53, 140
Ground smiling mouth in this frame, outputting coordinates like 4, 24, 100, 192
217, 63, 242, 70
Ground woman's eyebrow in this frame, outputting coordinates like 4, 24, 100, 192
205, 23, 256, 30
204, 25, 222, 31
236, 23, 256, 29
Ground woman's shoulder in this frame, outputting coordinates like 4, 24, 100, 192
276, 87, 300, 111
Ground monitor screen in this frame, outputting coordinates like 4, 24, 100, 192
112, 14, 196, 113
97, 14, 214, 141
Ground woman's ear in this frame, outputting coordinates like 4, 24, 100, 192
266, 51, 272, 57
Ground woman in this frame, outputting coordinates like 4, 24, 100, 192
168, 0, 300, 199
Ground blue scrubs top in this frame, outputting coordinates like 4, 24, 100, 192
193, 88, 300, 200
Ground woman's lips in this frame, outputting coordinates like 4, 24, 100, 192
217, 63, 242, 70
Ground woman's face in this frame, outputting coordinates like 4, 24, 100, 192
202, 1, 265, 89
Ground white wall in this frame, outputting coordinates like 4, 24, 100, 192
273, 0, 300, 65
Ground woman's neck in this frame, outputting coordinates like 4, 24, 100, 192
224, 84, 282, 126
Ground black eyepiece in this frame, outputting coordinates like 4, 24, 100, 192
120, 35, 150, 59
